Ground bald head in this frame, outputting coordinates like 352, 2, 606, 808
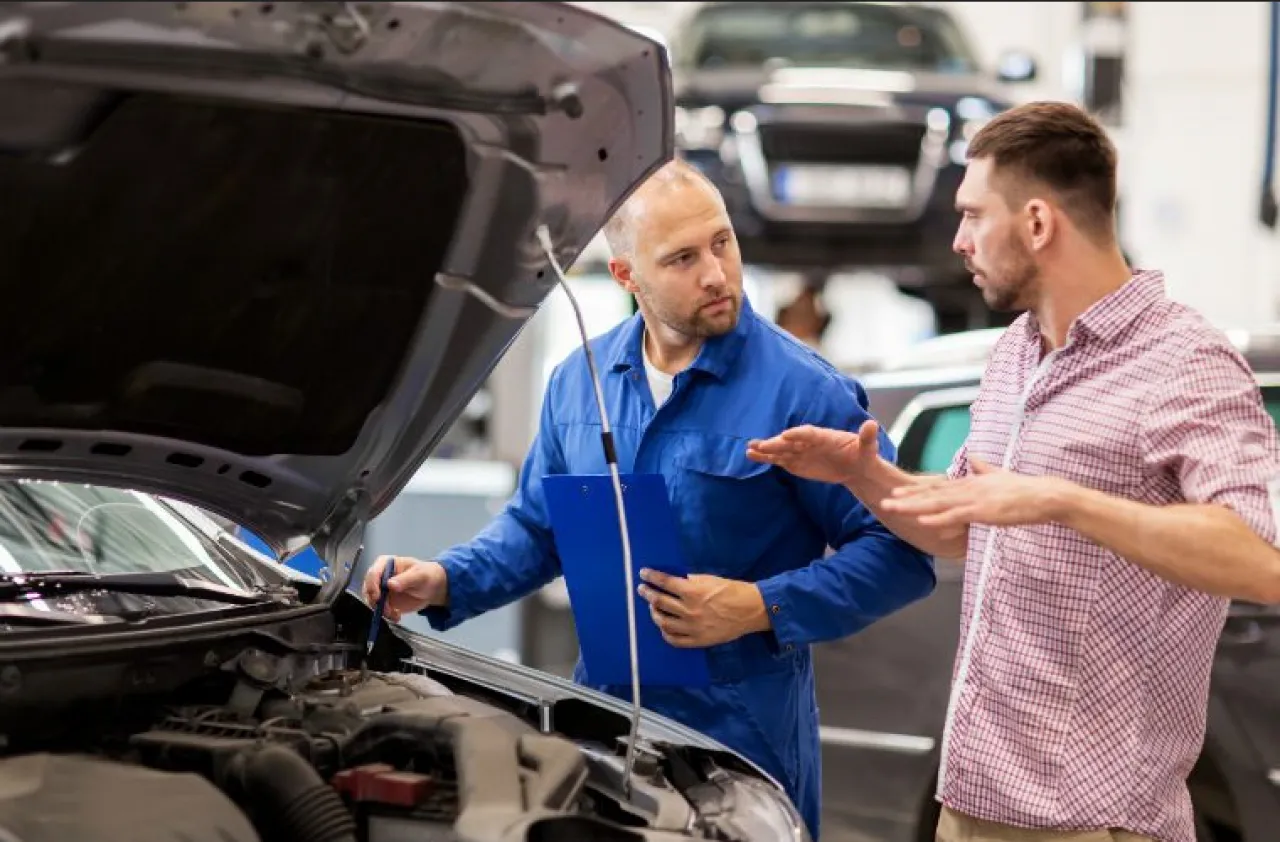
603, 158, 725, 259
603, 157, 743, 347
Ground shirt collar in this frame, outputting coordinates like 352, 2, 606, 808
1023, 269, 1166, 347
608, 295, 754, 381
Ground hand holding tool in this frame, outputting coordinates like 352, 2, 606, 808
366, 558, 394, 659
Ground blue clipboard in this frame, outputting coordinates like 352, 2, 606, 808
542, 473, 711, 688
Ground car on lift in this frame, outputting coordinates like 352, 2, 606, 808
667, 0, 1038, 333
0, 3, 810, 841
813, 325, 1280, 842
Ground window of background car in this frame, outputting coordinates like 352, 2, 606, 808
0, 480, 259, 591
676, 3, 981, 74
896, 384, 1280, 477
896, 402, 972, 474
1264, 385, 1280, 429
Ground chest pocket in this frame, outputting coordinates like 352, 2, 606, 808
670, 436, 790, 576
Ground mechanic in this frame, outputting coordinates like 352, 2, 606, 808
362, 158, 937, 840
747, 102, 1280, 842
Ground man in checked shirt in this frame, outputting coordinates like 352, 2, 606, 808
747, 101, 1280, 842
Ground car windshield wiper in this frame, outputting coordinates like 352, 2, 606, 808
0, 571, 288, 606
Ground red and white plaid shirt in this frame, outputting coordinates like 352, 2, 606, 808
939, 270, 1280, 842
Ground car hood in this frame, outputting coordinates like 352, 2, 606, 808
0, 1, 672, 602
394, 625, 734, 753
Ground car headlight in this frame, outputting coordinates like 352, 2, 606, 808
685, 769, 810, 842
950, 96, 1002, 165
675, 105, 726, 150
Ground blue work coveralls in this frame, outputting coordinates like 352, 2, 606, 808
422, 297, 936, 839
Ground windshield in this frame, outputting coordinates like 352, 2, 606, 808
0, 480, 281, 618
677, 2, 981, 74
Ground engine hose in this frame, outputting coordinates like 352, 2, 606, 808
231, 744, 357, 842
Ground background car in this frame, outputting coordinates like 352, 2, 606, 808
813, 325, 1280, 842
668, 0, 1038, 333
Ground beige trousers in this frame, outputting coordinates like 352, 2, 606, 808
936, 807, 1156, 842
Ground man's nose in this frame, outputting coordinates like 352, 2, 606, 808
952, 228, 972, 256
700, 255, 728, 287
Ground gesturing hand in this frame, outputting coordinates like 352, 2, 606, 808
746, 419, 882, 484
881, 458, 1073, 528
636, 569, 769, 648
361, 555, 449, 622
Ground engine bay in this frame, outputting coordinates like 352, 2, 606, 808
0, 625, 767, 842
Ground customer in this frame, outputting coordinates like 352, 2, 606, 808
362, 158, 936, 840
746, 101, 1280, 842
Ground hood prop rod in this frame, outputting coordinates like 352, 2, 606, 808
433, 228, 646, 798
535, 225, 644, 798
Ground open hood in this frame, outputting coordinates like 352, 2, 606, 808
0, 1, 673, 600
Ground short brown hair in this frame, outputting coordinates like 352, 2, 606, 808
967, 101, 1117, 242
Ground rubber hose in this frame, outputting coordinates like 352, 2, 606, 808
234, 744, 357, 842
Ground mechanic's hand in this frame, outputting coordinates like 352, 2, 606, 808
881, 458, 1072, 528
746, 419, 882, 485
637, 569, 769, 649
362, 555, 449, 622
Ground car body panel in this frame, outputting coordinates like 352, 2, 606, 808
0, 0, 672, 597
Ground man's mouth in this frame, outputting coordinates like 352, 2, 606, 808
701, 296, 732, 313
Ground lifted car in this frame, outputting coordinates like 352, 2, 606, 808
668, 1, 1037, 333
0, 2, 808, 840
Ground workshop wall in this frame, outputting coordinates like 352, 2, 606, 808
940, 1, 1081, 104
1122, 1, 1280, 328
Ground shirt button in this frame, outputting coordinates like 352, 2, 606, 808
784, 644, 794, 652
770, 604, 780, 615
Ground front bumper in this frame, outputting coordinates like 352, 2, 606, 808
679, 103, 971, 286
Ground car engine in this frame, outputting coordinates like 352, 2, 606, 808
0, 645, 778, 842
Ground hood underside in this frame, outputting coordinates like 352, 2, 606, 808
0, 1, 673, 597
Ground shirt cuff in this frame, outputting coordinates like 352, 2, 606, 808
418, 553, 476, 633
755, 576, 800, 653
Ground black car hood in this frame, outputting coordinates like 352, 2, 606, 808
0, 1, 672, 602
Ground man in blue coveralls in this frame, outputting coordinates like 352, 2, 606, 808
362, 159, 936, 839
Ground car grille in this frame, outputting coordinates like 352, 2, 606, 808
759, 122, 927, 167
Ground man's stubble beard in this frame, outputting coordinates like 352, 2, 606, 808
635, 283, 741, 339
979, 235, 1039, 313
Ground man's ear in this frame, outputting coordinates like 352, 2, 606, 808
1025, 198, 1056, 252
609, 256, 639, 294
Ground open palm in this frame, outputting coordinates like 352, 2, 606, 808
746, 420, 881, 484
